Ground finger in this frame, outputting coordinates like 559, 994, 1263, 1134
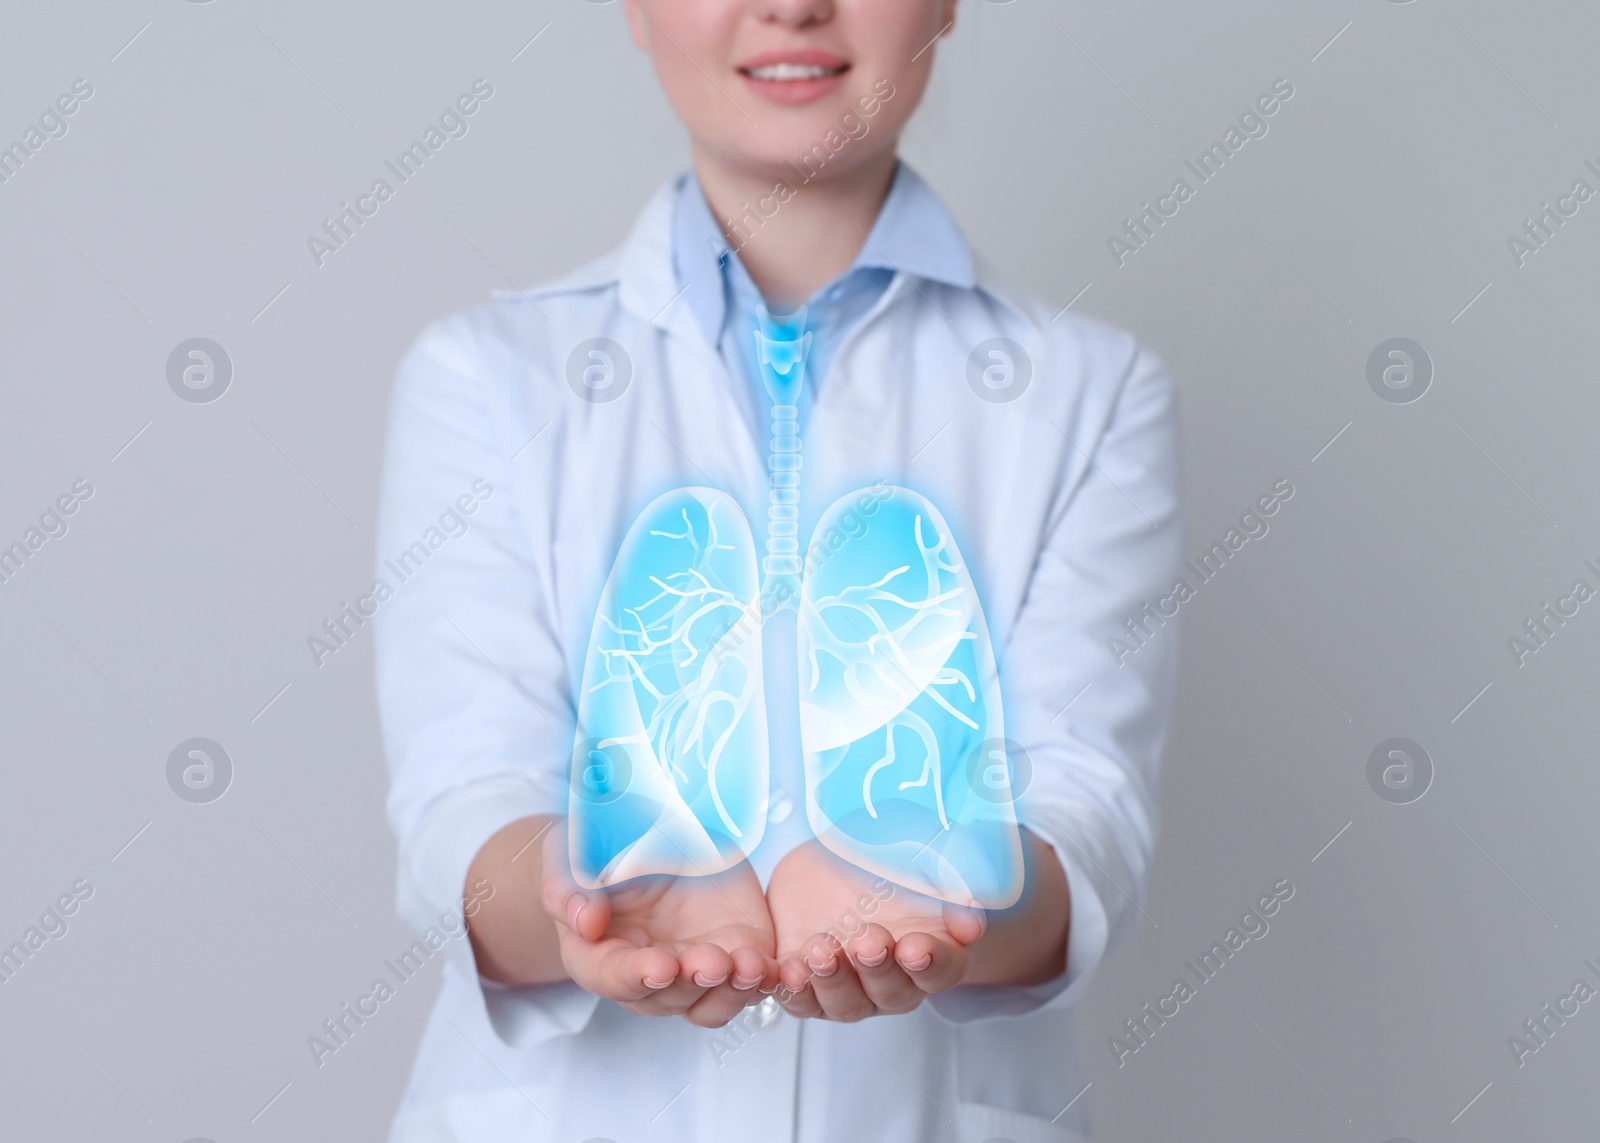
637, 976, 708, 1017
729, 946, 780, 994
803, 934, 875, 1022
683, 974, 769, 1029
942, 902, 987, 946
775, 957, 825, 1019
565, 890, 610, 941
568, 939, 680, 1004
680, 942, 735, 990
778, 952, 814, 996
539, 829, 611, 943
636, 942, 732, 1016
894, 930, 970, 995
848, 924, 921, 1013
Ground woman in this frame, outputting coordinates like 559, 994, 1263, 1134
375, 1, 1183, 1139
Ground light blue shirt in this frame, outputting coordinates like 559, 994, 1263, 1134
671, 162, 974, 420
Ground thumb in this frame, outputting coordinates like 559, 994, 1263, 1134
567, 888, 611, 941
941, 901, 987, 946
540, 819, 611, 941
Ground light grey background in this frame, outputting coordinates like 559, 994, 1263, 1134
2, 0, 1596, 1139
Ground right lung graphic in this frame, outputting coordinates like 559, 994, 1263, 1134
797, 487, 1023, 908
568, 487, 768, 888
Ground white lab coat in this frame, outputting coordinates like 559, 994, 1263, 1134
374, 176, 1184, 1143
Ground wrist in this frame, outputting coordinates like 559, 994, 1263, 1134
466, 814, 569, 987
964, 829, 1071, 987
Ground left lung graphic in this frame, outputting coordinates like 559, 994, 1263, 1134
796, 486, 1023, 909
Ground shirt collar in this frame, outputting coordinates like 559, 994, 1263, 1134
671, 161, 974, 346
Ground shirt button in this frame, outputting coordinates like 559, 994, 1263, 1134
753, 996, 783, 1026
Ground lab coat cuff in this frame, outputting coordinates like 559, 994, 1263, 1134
472, 971, 603, 1048
406, 776, 563, 937
401, 776, 582, 1045
926, 828, 1111, 1025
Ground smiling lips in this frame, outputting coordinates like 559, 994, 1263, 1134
737, 49, 851, 106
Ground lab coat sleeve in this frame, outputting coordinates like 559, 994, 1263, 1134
929, 338, 1183, 1024
373, 311, 599, 1047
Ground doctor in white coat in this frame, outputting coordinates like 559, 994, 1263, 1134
374, 1, 1183, 1139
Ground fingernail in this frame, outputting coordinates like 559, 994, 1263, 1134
565, 892, 587, 928
692, 971, 728, 988
856, 948, 890, 968
643, 976, 673, 990
732, 975, 760, 991
901, 954, 932, 973
807, 955, 837, 978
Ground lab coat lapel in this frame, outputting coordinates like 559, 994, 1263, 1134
615, 182, 768, 483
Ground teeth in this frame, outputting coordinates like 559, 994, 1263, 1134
746, 63, 840, 81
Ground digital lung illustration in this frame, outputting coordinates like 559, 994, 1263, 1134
796, 487, 1024, 909
568, 301, 1023, 907
568, 487, 769, 888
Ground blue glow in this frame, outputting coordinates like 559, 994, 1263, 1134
568, 306, 1023, 908
568, 488, 769, 887
797, 488, 1023, 909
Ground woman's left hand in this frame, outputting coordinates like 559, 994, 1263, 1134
765, 834, 1070, 1022
765, 840, 984, 1021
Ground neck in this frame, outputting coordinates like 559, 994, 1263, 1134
691, 144, 898, 309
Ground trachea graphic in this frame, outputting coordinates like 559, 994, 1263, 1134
753, 306, 813, 613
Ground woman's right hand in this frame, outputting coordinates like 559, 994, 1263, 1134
539, 821, 780, 1027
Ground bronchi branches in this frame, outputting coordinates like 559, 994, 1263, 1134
590, 501, 757, 839
803, 512, 979, 830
